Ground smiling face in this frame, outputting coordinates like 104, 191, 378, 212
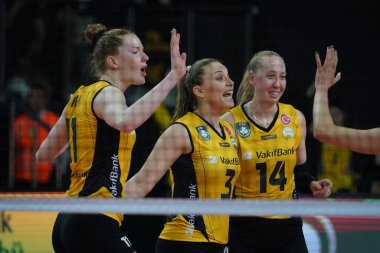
251, 55, 286, 105
198, 61, 234, 113
114, 34, 149, 85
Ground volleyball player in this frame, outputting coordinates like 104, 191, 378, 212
222, 50, 333, 253
124, 58, 240, 253
35, 24, 186, 253
313, 46, 380, 155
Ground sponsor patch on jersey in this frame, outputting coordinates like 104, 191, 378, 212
261, 134, 277, 140
281, 114, 291, 125
235, 122, 251, 138
242, 152, 252, 160
230, 137, 237, 148
282, 127, 295, 138
219, 142, 231, 147
196, 126, 210, 141
206, 155, 218, 164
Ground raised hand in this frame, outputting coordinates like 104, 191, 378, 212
314, 46, 341, 91
170, 29, 187, 81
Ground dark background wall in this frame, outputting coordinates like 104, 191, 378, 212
3, 0, 380, 126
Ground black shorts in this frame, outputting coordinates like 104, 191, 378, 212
155, 238, 228, 253
228, 216, 308, 253
52, 213, 136, 253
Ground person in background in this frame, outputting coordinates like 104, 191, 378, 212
313, 46, 380, 155
222, 50, 333, 253
36, 24, 186, 253
125, 58, 240, 253
318, 105, 356, 193
13, 82, 58, 189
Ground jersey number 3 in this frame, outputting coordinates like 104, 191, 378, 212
221, 169, 236, 199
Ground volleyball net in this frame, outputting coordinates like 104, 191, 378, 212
1, 196, 380, 217
1, 195, 380, 253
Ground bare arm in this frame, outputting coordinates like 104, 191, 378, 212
313, 46, 380, 154
36, 106, 68, 163
95, 29, 186, 133
124, 123, 192, 197
297, 109, 333, 198
296, 110, 307, 166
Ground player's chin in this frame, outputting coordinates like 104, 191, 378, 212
223, 97, 235, 109
134, 78, 146, 85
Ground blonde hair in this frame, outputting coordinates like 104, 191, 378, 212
84, 23, 135, 78
236, 50, 284, 105
171, 58, 220, 124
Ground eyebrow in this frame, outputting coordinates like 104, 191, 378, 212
129, 46, 143, 50
212, 70, 227, 75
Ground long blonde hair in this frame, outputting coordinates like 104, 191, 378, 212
236, 50, 283, 105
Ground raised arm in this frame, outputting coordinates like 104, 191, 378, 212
124, 123, 192, 198
96, 29, 187, 133
313, 46, 380, 154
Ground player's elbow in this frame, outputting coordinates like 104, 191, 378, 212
35, 145, 56, 163
313, 126, 329, 142
112, 118, 135, 133
35, 149, 48, 163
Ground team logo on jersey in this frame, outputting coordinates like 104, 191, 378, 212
281, 114, 291, 125
196, 126, 210, 141
242, 152, 252, 160
282, 127, 295, 138
206, 156, 218, 164
235, 122, 251, 138
224, 125, 232, 136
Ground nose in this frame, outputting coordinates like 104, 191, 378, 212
228, 77, 234, 87
143, 52, 149, 62
273, 78, 281, 87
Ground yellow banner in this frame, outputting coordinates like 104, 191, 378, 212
0, 211, 57, 253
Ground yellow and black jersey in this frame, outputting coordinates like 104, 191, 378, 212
65, 81, 136, 225
229, 103, 302, 205
159, 112, 241, 244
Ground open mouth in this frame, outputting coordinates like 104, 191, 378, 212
223, 91, 233, 97
141, 66, 147, 75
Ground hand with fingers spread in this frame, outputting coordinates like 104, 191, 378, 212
313, 46, 380, 154
314, 46, 341, 92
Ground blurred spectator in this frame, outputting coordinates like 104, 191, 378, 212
5, 0, 46, 80
12, 82, 59, 189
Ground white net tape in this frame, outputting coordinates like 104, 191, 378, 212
1, 197, 379, 217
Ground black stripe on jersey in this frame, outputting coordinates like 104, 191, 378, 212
192, 112, 226, 140
79, 119, 122, 197
241, 103, 280, 132
173, 122, 194, 153
171, 155, 209, 241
